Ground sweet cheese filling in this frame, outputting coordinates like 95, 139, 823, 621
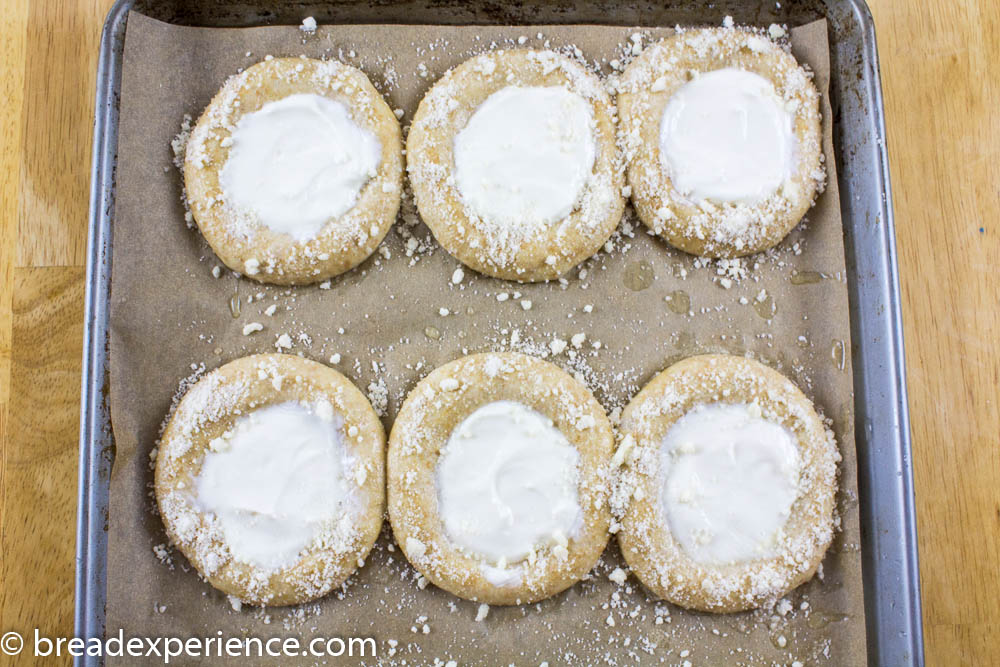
220, 93, 381, 241
453, 85, 596, 228
658, 68, 796, 204
196, 400, 356, 570
658, 402, 801, 565
436, 400, 583, 572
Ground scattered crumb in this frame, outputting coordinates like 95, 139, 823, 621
274, 333, 293, 350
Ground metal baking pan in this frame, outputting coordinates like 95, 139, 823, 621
77, 1, 923, 664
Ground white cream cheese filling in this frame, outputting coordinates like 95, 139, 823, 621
453, 85, 596, 228
658, 402, 801, 565
196, 400, 355, 570
220, 93, 381, 241
436, 400, 583, 571
658, 68, 797, 204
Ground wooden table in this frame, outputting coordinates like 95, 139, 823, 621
1, 1, 996, 663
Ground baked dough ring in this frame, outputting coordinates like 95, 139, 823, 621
616, 354, 839, 613
154, 353, 385, 606
618, 28, 824, 258
184, 57, 403, 285
388, 352, 614, 604
407, 50, 625, 282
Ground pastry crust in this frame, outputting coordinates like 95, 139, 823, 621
618, 28, 825, 258
154, 353, 385, 606
406, 50, 625, 282
388, 352, 614, 604
615, 354, 839, 613
184, 57, 403, 285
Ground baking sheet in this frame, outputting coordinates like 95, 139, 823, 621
107, 13, 864, 665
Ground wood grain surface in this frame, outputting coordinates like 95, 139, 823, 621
0, 1, 996, 664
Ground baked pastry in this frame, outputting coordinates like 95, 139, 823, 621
154, 353, 385, 606
407, 50, 625, 281
184, 57, 403, 285
615, 354, 839, 613
388, 352, 614, 604
618, 27, 825, 258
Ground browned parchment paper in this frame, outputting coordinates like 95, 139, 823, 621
107, 13, 865, 665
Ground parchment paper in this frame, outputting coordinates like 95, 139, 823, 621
107, 13, 865, 665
